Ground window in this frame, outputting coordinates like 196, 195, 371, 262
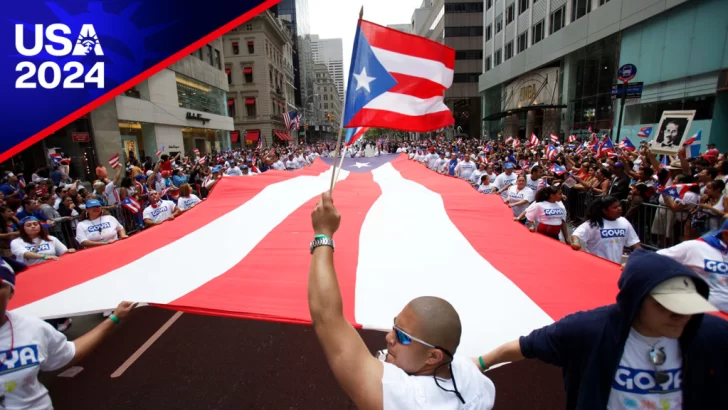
247, 41, 254, 54
486, 0, 493, 10
517, 32, 528, 53
494, 48, 502, 66
225, 67, 232, 84
444, 26, 483, 37
495, 14, 503, 33
175, 73, 226, 115
453, 73, 480, 83
324, 103, 328, 109
193, 49, 203, 60
455, 50, 483, 60
550, 6, 566, 34
245, 24, 253, 31
506, 4, 515, 25
485, 24, 492, 41
485, 56, 492, 71
207, 45, 213, 65
243, 66, 253, 83
215, 50, 221, 69
519, 0, 530, 15
445, 3, 483, 13
245, 98, 256, 117
532, 20, 545, 44
505, 41, 514, 60
228, 99, 236, 117
572, 0, 591, 22
324, 95, 328, 101
232, 42, 239, 55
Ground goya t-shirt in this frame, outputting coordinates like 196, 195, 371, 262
177, 195, 201, 212
75, 215, 122, 244
572, 217, 640, 264
10, 237, 68, 266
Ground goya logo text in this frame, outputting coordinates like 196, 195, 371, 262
600, 229, 626, 238
0, 345, 41, 375
704, 259, 728, 274
14, 24, 104, 89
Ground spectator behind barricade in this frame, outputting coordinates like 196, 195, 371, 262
38, 195, 68, 237
308, 192, 496, 409
75, 199, 127, 248
505, 175, 534, 222
177, 184, 201, 212
656, 174, 699, 243
0, 207, 20, 258
571, 196, 641, 264
624, 183, 648, 224
159, 154, 174, 172
103, 165, 123, 206
0, 174, 24, 210
172, 168, 188, 187
476, 250, 727, 409
525, 186, 569, 243
10, 216, 75, 265
606, 162, 630, 200
16, 199, 54, 227
689, 179, 727, 238
142, 190, 180, 227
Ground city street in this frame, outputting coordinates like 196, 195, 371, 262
44, 307, 564, 409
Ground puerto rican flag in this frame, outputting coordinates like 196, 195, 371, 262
156, 146, 165, 157
637, 126, 652, 138
343, 20, 455, 132
597, 137, 615, 157
121, 197, 141, 214
257, 134, 263, 150
513, 139, 521, 149
8, 155, 622, 357
193, 148, 200, 157
161, 187, 180, 201
683, 129, 702, 159
551, 164, 566, 176
49, 152, 62, 165
504, 136, 514, 145
550, 134, 559, 144
108, 154, 120, 169
345, 127, 369, 147
547, 144, 558, 161
659, 183, 697, 200
617, 137, 636, 152
568, 135, 577, 143
529, 134, 539, 146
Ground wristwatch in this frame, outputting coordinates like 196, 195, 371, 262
310, 236, 335, 254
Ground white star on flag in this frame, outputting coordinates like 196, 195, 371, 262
353, 67, 375, 92
353, 162, 371, 168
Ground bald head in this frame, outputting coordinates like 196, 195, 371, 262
406, 296, 462, 354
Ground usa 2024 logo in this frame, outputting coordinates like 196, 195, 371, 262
14, 24, 104, 89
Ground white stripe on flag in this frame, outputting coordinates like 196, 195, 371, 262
355, 163, 553, 356
370, 47, 453, 87
14, 167, 350, 319
363, 93, 450, 116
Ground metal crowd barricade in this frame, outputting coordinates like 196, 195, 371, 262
564, 188, 596, 225
50, 217, 80, 250
107, 206, 144, 236
628, 202, 689, 250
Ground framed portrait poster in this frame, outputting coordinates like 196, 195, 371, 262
647, 110, 696, 155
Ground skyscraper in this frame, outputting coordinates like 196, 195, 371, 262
270, 0, 313, 109
310, 35, 344, 102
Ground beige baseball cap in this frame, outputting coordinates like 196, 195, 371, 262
650, 276, 718, 315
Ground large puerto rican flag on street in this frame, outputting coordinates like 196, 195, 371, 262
10, 155, 623, 356
343, 19, 455, 132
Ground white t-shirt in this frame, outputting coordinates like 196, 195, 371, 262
226, 167, 243, 176
271, 161, 285, 170
494, 172, 517, 200
104, 182, 120, 205
0, 312, 76, 410
526, 201, 567, 226
435, 158, 448, 172
177, 194, 202, 211
526, 175, 543, 191
426, 154, 440, 170
456, 161, 477, 180
75, 215, 122, 244
142, 200, 176, 224
572, 217, 640, 264
506, 186, 534, 218
10, 236, 68, 266
607, 328, 682, 410
285, 160, 297, 171
657, 239, 728, 312
382, 356, 495, 410
478, 184, 495, 194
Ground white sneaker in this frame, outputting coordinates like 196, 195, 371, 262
57, 318, 72, 332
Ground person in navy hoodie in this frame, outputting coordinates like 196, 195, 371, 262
473, 249, 728, 409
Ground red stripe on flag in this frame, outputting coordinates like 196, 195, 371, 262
9, 161, 331, 310
165, 172, 382, 326
389, 156, 620, 321
388, 73, 447, 99
348, 109, 454, 133
0, 0, 280, 164
360, 20, 455, 70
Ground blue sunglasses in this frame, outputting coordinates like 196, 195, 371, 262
393, 324, 435, 348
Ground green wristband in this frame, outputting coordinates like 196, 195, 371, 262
109, 314, 120, 324
478, 356, 489, 371
314, 234, 330, 240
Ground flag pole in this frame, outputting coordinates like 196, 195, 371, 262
332, 146, 348, 191
329, 5, 364, 193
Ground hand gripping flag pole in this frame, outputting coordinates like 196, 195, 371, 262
329, 6, 364, 193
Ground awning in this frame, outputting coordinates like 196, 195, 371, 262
273, 130, 291, 141
246, 129, 260, 142
247, 41, 254, 46
231, 131, 240, 143
227, 99, 235, 106
243, 67, 253, 74
232, 42, 238, 47
482, 104, 567, 122
245, 98, 256, 105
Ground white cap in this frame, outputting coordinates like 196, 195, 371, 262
650, 276, 718, 315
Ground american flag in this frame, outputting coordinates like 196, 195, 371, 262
257, 134, 263, 149
121, 197, 141, 214
108, 154, 120, 169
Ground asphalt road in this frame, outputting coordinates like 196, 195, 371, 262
41, 307, 564, 409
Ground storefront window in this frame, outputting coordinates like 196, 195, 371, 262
176, 73, 226, 115
569, 34, 618, 132
182, 127, 225, 155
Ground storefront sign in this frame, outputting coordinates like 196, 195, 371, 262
503, 68, 560, 111
186, 112, 210, 125
168, 145, 181, 150
72, 132, 89, 142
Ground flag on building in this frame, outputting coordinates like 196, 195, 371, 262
344, 127, 369, 147
343, 19, 455, 132
637, 126, 652, 138
121, 197, 141, 214
108, 154, 120, 169
683, 130, 702, 159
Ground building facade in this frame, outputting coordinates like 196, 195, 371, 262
311, 35, 345, 102
413, 0, 483, 139
479, 0, 728, 150
271, 0, 313, 109
312, 63, 342, 140
387, 24, 413, 34
223, 11, 297, 147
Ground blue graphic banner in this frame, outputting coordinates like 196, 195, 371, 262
0, 0, 277, 162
